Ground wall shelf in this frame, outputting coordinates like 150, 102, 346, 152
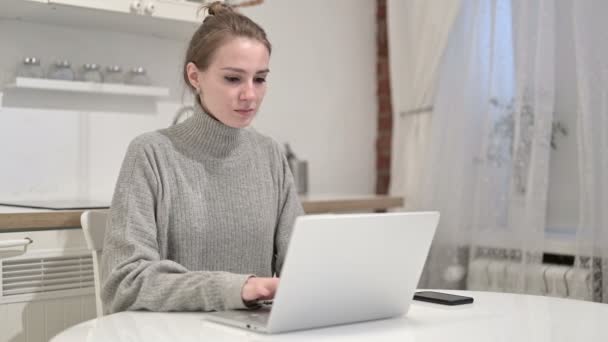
6, 77, 169, 98
1, 77, 168, 113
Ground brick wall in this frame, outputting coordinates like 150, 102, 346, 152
375, 0, 393, 195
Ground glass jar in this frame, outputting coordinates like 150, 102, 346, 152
17, 57, 44, 78
103, 65, 124, 84
79, 63, 103, 83
47, 60, 75, 81
124, 66, 151, 86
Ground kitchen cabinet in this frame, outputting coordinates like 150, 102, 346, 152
47, 0, 135, 14
150, 0, 207, 23
0, 0, 217, 39
47, 0, 208, 22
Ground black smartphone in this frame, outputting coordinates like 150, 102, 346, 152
413, 291, 474, 305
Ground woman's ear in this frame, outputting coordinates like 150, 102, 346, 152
186, 62, 201, 91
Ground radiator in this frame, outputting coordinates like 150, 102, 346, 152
467, 257, 594, 300
0, 230, 96, 342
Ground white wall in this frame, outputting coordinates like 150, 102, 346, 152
242, 0, 377, 195
0, 0, 376, 202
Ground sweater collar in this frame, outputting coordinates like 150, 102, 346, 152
170, 103, 245, 159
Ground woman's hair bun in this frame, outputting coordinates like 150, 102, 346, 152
205, 1, 234, 16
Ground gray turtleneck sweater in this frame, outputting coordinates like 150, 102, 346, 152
100, 106, 304, 314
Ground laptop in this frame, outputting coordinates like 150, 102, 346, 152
204, 211, 439, 334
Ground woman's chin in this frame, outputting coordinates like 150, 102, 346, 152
225, 116, 255, 128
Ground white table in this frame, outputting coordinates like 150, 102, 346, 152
51, 290, 608, 341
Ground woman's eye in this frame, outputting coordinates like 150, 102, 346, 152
255, 77, 267, 84
225, 76, 240, 83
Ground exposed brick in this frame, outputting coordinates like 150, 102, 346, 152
377, 169, 391, 177
377, 59, 389, 80
377, 24, 387, 45
376, 134, 392, 151
376, 154, 391, 169
377, 40, 388, 57
378, 98, 392, 116
378, 148, 392, 158
377, 80, 391, 96
375, 0, 392, 195
378, 115, 392, 130
378, 94, 392, 107
377, 166, 390, 173
375, 174, 390, 195
376, 0, 386, 20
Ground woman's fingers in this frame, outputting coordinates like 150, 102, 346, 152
242, 277, 280, 302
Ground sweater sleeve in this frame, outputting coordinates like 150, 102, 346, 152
273, 146, 305, 276
100, 137, 251, 314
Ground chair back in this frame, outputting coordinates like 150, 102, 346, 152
80, 210, 108, 318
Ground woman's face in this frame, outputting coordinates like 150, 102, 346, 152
187, 37, 270, 128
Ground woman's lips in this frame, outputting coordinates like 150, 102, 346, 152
235, 109, 255, 116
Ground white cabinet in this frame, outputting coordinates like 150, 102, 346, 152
50, 0, 209, 23
146, 0, 206, 23
0, 0, 217, 39
48, 0, 135, 14
46, 0, 207, 22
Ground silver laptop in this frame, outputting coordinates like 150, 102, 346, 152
204, 211, 439, 334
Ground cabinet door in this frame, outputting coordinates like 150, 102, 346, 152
48, 0, 137, 14
144, 0, 210, 23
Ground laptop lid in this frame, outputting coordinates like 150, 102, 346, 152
265, 211, 439, 333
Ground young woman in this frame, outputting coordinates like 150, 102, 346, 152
101, 1, 303, 313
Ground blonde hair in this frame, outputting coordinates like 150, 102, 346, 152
183, 1, 272, 92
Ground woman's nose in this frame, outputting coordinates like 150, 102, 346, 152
239, 82, 255, 101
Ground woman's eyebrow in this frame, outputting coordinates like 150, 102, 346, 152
221, 67, 270, 74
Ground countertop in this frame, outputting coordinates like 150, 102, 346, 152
0, 195, 404, 232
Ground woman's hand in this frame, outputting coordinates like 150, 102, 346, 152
241, 277, 279, 302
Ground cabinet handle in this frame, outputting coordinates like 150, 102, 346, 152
0, 237, 33, 249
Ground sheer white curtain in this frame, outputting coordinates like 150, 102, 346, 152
572, 1, 608, 303
387, 0, 461, 210
417, 0, 555, 291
